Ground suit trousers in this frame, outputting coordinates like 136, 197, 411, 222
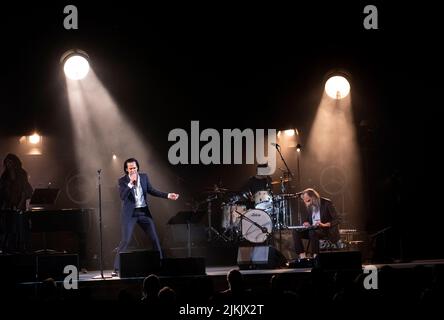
113, 207, 162, 271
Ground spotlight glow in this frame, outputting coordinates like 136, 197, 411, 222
325, 76, 350, 99
64, 55, 90, 80
112, 154, 117, 160
28, 133, 41, 144
284, 129, 295, 137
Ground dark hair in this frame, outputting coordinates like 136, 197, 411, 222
123, 158, 140, 174
3, 153, 22, 169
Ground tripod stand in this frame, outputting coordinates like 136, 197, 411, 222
93, 169, 112, 279
206, 195, 228, 242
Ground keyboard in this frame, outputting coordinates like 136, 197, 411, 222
287, 225, 318, 231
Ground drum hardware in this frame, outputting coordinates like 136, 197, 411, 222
272, 193, 291, 230
220, 202, 246, 242
271, 177, 292, 185
272, 141, 301, 225
203, 186, 229, 193
204, 193, 229, 242
253, 190, 274, 214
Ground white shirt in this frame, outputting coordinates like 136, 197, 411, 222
311, 207, 321, 226
128, 174, 147, 208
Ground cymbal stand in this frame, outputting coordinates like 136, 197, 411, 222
206, 195, 228, 242
275, 174, 292, 230
274, 144, 294, 229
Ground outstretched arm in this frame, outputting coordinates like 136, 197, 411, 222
167, 193, 179, 200
145, 175, 180, 200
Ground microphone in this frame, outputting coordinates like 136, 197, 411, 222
270, 142, 280, 149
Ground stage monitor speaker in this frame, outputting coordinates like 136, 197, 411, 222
315, 251, 362, 271
37, 253, 79, 281
0, 254, 36, 283
272, 229, 298, 261
237, 246, 287, 270
160, 257, 206, 276
120, 250, 161, 278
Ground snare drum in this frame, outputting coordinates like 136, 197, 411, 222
241, 209, 272, 243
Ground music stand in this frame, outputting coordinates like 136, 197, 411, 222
168, 211, 205, 257
30, 188, 60, 254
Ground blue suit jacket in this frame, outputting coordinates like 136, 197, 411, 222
118, 173, 168, 222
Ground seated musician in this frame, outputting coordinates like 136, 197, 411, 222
242, 164, 272, 208
293, 188, 341, 259
0, 153, 33, 253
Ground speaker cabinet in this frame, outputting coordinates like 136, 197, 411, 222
120, 250, 161, 278
272, 229, 298, 260
237, 246, 287, 270
37, 253, 79, 281
0, 254, 36, 283
160, 257, 206, 276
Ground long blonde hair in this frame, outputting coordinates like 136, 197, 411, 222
303, 188, 320, 210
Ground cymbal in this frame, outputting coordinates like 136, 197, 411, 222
271, 178, 292, 185
203, 187, 229, 193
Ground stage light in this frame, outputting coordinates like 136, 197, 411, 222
61, 49, 90, 80
112, 154, 117, 160
296, 144, 302, 153
28, 133, 41, 144
325, 75, 350, 99
19, 133, 43, 155
284, 129, 295, 137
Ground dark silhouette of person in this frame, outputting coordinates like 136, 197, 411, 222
141, 274, 161, 305
0, 153, 33, 253
211, 269, 252, 304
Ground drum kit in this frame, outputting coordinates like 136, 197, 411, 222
194, 177, 300, 245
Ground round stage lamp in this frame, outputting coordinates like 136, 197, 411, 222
325, 75, 350, 99
62, 50, 90, 80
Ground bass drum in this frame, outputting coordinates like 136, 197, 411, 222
241, 209, 273, 243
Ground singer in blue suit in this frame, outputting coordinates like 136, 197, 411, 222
112, 158, 179, 276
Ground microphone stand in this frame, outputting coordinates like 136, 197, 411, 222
274, 144, 294, 179
274, 144, 294, 227
93, 169, 112, 279
296, 150, 302, 226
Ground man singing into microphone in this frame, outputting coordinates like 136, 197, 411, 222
112, 158, 179, 277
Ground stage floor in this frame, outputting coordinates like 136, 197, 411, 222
9, 258, 444, 303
